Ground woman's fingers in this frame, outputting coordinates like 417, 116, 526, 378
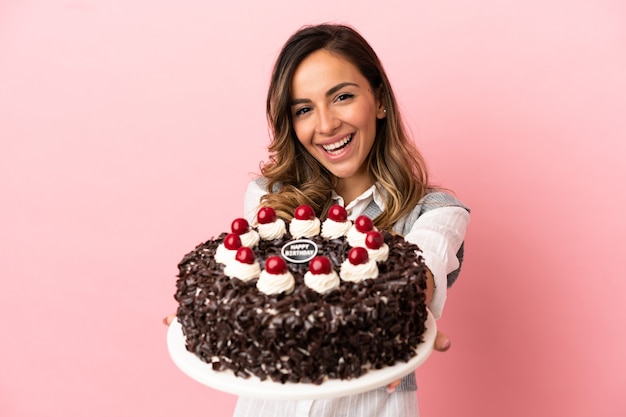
434, 330, 451, 352
163, 313, 176, 326
386, 379, 402, 393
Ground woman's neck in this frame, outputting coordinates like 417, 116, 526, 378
335, 175, 374, 206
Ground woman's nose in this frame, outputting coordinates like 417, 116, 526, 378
316, 107, 340, 135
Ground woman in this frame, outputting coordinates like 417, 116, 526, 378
167, 23, 469, 417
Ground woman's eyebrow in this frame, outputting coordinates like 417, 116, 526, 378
325, 82, 359, 97
290, 82, 360, 106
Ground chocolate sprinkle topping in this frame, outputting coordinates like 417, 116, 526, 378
174, 231, 428, 384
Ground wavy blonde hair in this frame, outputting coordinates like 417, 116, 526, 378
260, 24, 429, 230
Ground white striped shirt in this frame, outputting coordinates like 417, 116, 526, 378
233, 390, 418, 417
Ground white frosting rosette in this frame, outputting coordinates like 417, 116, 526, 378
224, 247, 261, 281
257, 219, 287, 240
363, 230, 389, 262
255, 207, 287, 240
339, 259, 379, 282
239, 229, 260, 248
304, 270, 340, 294
256, 256, 295, 295
289, 205, 321, 239
289, 217, 321, 239
346, 215, 377, 247
256, 269, 295, 295
320, 218, 352, 239
303, 256, 340, 293
367, 244, 390, 263
340, 247, 379, 282
215, 233, 242, 265
229, 218, 260, 248
224, 260, 261, 282
346, 225, 372, 247
215, 244, 237, 265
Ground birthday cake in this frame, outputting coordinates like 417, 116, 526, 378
174, 205, 429, 384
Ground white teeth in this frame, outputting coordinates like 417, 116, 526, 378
323, 135, 352, 152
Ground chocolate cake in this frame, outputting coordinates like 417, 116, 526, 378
174, 206, 429, 385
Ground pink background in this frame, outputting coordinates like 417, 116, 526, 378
1, 1, 625, 416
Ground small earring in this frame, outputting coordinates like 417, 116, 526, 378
383, 109, 387, 113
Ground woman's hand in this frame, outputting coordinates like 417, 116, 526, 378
163, 313, 176, 326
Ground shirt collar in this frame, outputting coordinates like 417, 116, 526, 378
331, 184, 386, 213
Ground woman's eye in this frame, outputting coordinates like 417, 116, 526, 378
336, 93, 354, 102
294, 107, 311, 117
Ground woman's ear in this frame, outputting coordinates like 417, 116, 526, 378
376, 103, 387, 119
376, 87, 387, 119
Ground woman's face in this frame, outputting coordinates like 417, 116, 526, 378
290, 49, 386, 191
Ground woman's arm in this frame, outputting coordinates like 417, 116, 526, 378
403, 206, 470, 319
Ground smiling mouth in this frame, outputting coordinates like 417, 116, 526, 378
322, 135, 353, 154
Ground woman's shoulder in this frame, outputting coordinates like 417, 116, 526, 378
246, 177, 282, 194
391, 189, 469, 235
246, 177, 268, 192
418, 190, 469, 212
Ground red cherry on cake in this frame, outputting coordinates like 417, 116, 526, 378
231, 218, 250, 235
309, 256, 332, 275
365, 230, 384, 249
294, 205, 315, 220
257, 207, 277, 224
348, 247, 369, 265
327, 205, 348, 222
355, 215, 374, 233
235, 247, 255, 264
223, 233, 242, 250
265, 256, 287, 274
